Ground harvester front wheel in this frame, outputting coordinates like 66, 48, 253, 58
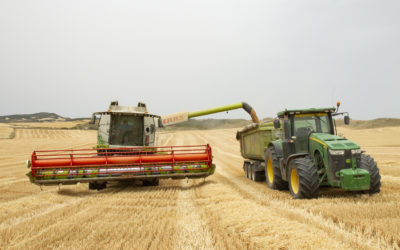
265, 147, 287, 190
143, 178, 159, 186
360, 154, 381, 194
89, 181, 107, 191
288, 157, 319, 199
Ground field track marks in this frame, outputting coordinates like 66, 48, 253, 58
173, 180, 215, 250
189, 130, 397, 249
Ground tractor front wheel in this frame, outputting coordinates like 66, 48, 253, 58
265, 147, 288, 190
359, 154, 381, 194
288, 157, 319, 199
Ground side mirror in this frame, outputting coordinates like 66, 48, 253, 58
158, 118, 164, 128
344, 115, 350, 125
273, 119, 281, 129
89, 114, 96, 124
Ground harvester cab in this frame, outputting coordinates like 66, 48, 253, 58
90, 101, 159, 148
268, 106, 381, 198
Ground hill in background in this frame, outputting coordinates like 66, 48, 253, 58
1, 112, 400, 130
336, 118, 400, 129
0, 112, 88, 123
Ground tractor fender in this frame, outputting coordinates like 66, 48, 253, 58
267, 141, 283, 158
267, 141, 286, 179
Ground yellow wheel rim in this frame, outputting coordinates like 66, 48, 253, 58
291, 169, 299, 194
267, 158, 274, 184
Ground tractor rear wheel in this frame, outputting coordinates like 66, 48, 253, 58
265, 147, 287, 190
359, 154, 381, 194
288, 156, 319, 199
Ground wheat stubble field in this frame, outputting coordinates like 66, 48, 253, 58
0, 126, 399, 249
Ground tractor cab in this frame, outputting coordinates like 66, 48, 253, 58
275, 108, 336, 155
90, 101, 159, 148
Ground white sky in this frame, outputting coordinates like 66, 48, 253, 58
0, 0, 399, 120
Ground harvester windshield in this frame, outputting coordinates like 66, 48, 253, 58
110, 115, 143, 146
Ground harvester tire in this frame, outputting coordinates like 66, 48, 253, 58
360, 154, 381, 194
89, 181, 107, 191
288, 156, 319, 199
143, 178, 159, 186
265, 147, 288, 190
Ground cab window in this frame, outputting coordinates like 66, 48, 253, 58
293, 114, 331, 136
110, 115, 143, 145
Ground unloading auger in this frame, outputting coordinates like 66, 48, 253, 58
27, 101, 259, 190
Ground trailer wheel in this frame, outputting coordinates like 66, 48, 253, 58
245, 163, 250, 179
265, 147, 288, 190
288, 157, 319, 199
253, 170, 265, 182
359, 154, 381, 194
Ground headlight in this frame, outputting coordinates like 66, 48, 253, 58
351, 149, 362, 154
329, 150, 345, 155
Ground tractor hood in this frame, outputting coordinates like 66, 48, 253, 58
310, 133, 360, 150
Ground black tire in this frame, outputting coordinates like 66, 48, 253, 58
265, 147, 288, 190
143, 178, 159, 186
288, 156, 319, 199
245, 162, 250, 179
151, 178, 159, 186
359, 154, 381, 194
249, 165, 254, 181
89, 181, 107, 191
253, 170, 265, 182
251, 166, 255, 181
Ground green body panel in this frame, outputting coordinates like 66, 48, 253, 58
188, 103, 244, 118
310, 133, 360, 150
308, 134, 366, 188
337, 168, 370, 191
238, 123, 279, 161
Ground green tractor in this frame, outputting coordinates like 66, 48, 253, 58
237, 104, 381, 199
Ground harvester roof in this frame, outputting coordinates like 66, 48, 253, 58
277, 107, 335, 118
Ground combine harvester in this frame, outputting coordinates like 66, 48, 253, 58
237, 103, 381, 199
27, 101, 259, 190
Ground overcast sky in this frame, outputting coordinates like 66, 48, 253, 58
0, 0, 399, 120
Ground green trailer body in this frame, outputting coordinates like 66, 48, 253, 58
236, 123, 278, 161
